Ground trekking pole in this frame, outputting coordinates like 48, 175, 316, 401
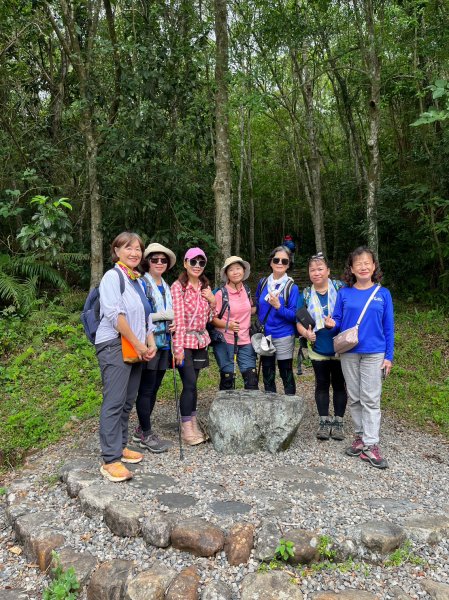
233, 331, 239, 390
169, 334, 184, 461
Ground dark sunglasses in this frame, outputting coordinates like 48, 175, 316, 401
188, 258, 206, 268
272, 257, 289, 266
150, 257, 168, 265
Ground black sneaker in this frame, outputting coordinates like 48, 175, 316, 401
139, 432, 173, 454
131, 426, 144, 444
316, 418, 331, 440
331, 417, 345, 441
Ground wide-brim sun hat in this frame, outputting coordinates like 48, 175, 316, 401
220, 256, 250, 283
144, 243, 176, 270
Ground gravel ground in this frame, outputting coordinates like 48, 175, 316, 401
1, 367, 449, 599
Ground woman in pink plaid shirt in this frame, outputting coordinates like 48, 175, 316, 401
171, 247, 216, 445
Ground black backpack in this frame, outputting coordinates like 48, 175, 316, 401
80, 269, 125, 344
256, 276, 294, 306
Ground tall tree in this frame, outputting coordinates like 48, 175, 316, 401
213, 0, 232, 280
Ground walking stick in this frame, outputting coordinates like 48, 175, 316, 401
233, 331, 239, 390
169, 334, 184, 461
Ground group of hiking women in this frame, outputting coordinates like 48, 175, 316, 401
95, 232, 394, 482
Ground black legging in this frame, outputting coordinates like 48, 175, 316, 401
178, 364, 200, 417
135, 369, 166, 433
311, 359, 347, 417
261, 355, 296, 395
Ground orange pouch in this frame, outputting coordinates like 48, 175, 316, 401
121, 336, 140, 363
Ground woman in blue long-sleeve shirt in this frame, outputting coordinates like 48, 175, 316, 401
325, 247, 394, 469
255, 246, 299, 395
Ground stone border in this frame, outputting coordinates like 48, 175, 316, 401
4, 459, 449, 598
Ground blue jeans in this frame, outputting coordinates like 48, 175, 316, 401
213, 342, 256, 374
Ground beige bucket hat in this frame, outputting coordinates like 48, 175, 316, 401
220, 255, 250, 282
144, 243, 176, 270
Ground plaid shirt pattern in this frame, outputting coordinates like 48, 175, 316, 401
171, 280, 215, 355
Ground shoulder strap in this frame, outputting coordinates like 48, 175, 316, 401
217, 286, 230, 320
303, 286, 311, 306
243, 282, 252, 303
282, 279, 294, 303
111, 267, 126, 295
356, 285, 381, 326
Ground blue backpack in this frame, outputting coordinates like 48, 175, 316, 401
80, 269, 125, 344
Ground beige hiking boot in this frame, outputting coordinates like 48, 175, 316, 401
100, 462, 133, 482
181, 421, 204, 446
191, 415, 207, 442
121, 447, 144, 463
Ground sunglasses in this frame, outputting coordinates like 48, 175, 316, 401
272, 257, 289, 266
150, 257, 168, 265
309, 252, 327, 263
188, 258, 206, 268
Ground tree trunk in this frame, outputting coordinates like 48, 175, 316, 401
235, 107, 245, 256
213, 0, 232, 282
246, 112, 256, 265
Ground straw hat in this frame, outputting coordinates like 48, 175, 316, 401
220, 256, 250, 282
143, 243, 176, 269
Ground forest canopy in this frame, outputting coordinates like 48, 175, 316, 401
0, 0, 448, 308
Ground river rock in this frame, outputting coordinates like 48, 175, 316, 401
421, 579, 449, 600
313, 592, 377, 600
254, 519, 282, 561
403, 514, 449, 544
201, 580, 233, 600
240, 571, 303, 599
171, 518, 225, 557
104, 501, 143, 537
78, 484, 118, 517
224, 523, 254, 565
66, 470, 98, 498
360, 520, 406, 553
284, 528, 320, 565
208, 390, 305, 454
87, 559, 134, 599
124, 563, 176, 600
165, 565, 200, 600
51, 547, 98, 587
141, 512, 177, 548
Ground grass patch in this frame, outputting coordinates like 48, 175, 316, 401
382, 304, 449, 436
0, 301, 448, 472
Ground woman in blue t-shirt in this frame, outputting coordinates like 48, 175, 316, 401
132, 243, 177, 454
296, 253, 347, 441
325, 247, 394, 470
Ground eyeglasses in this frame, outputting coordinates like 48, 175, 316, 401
188, 258, 206, 268
272, 257, 289, 266
150, 257, 168, 265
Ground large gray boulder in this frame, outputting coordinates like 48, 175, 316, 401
208, 390, 305, 454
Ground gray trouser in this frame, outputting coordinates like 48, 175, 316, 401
340, 352, 384, 446
96, 338, 143, 463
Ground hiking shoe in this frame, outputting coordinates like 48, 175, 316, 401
316, 418, 332, 440
345, 436, 364, 456
139, 432, 173, 454
121, 447, 143, 463
331, 417, 345, 441
360, 445, 389, 469
100, 462, 133, 482
131, 426, 144, 444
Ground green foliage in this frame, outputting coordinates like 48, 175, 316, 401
384, 541, 424, 567
17, 196, 73, 257
275, 538, 295, 562
411, 80, 449, 126
0, 306, 103, 469
0, 487, 6, 496
43, 551, 80, 600
300, 557, 370, 577
317, 535, 337, 561
382, 305, 449, 436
